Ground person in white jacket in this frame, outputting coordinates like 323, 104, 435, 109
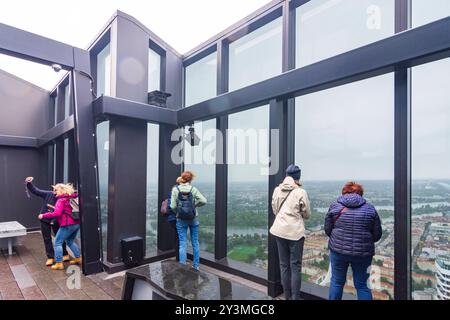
270, 164, 311, 300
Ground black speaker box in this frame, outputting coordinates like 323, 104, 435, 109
121, 236, 143, 267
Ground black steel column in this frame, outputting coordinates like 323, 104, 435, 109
394, 0, 412, 300
268, 98, 288, 298
157, 124, 180, 251
107, 117, 147, 263
284, 0, 296, 167
72, 48, 102, 274
214, 40, 229, 260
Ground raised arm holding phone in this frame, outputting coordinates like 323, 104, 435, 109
25, 176, 70, 266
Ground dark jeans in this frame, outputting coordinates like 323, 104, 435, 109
275, 236, 305, 300
41, 220, 67, 259
169, 220, 179, 261
329, 250, 373, 300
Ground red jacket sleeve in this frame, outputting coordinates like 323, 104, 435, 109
42, 199, 64, 219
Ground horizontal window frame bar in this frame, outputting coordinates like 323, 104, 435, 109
177, 16, 450, 125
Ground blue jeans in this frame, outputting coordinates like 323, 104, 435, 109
54, 224, 81, 263
329, 251, 373, 300
176, 219, 200, 269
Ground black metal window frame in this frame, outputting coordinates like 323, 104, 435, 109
154, 0, 422, 299
2, 0, 448, 300
0, 21, 103, 275
149, 39, 167, 93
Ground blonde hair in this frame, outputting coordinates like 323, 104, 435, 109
52, 183, 76, 196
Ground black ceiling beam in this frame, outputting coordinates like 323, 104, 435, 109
93, 95, 178, 125
177, 16, 450, 125
37, 116, 75, 147
0, 22, 76, 69
0, 135, 38, 148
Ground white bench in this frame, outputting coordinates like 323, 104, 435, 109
0, 221, 27, 256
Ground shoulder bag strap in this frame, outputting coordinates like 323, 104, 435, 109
278, 189, 294, 212
334, 206, 348, 224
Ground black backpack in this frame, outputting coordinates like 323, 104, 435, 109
175, 186, 196, 220
69, 197, 80, 220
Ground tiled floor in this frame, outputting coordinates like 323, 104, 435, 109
0, 232, 124, 300
0, 232, 276, 300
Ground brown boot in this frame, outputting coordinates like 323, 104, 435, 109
69, 257, 82, 265
45, 258, 54, 267
51, 262, 65, 270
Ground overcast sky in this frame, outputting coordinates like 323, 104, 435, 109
0, 0, 271, 90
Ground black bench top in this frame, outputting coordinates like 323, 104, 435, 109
125, 259, 271, 300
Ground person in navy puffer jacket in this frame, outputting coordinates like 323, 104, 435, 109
324, 181, 382, 300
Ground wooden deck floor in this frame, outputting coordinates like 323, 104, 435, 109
0, 232, 275, 300
0, 232, 124, 300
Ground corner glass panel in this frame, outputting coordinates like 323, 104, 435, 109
96, 121, 109, 261
183, 120, 217, 255
146, 123, 159, 257
185, 52, 217, 107
227, 105, 269, 270
295, 74, 395, 300
295, 0, 394, 68
64, 83, 70, 119
411, 58, 450, 300
53, 143, 57, 184
148, 48, 161, 93
54, 93, 58, 127
229, 17, 282, 91
63, 138, 69, 183
97, 44, 111, 97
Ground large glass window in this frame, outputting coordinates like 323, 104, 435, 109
410, 2, 450, 301
148, 48, 161, 92
185, 52, 217, 107
295, 0, 394, 68
63, 138, 69, 183
227, 105, 269, 270
295, 74, 395, 300
96, 121, 109, 260
97, 44, 111, 97
411, 59, 450, 300
229, 17, 282, 91
146, 123, 159, 257
183, 120, 217, 255
412, 0, 450, 28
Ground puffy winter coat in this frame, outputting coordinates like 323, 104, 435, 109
270, 176, 311, 241
42, 193, 79, 227
324, 193, 382, 257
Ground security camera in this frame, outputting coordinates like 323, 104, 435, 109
185, 125, 200, 146
51, 64, 62, 72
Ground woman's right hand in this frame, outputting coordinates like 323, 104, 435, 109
25, 177, 34, 183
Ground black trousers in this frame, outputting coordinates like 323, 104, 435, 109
41, 220, 68, 259
276, 236, 305, 300
169, 220, 180, 261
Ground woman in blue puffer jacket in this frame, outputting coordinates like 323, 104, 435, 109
324, 181, 382, 300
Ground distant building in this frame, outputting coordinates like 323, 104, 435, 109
435, 255, 450, 300
413, 288, 436, 300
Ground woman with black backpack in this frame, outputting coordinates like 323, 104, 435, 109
38, 183, 81, 270
170, 171, 207, 271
